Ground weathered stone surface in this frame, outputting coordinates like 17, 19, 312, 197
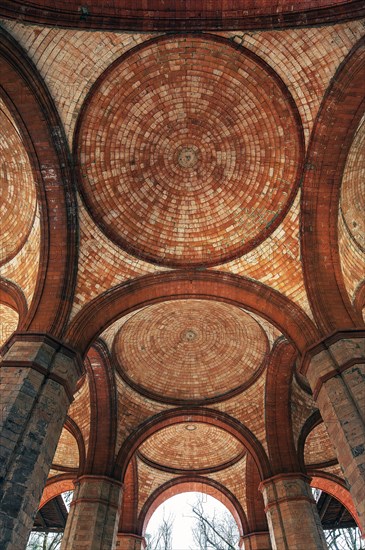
0, 335, 82, 550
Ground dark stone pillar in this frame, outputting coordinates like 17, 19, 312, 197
0, 334, 82, 549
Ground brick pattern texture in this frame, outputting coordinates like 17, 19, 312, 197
260, 474, 328, 550
61, 476, 123, 550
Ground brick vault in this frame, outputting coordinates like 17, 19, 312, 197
0, 2, 364, 549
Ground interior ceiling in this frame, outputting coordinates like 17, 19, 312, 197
0, 0, 364, 536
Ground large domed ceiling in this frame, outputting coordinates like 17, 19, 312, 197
114, 299, 268, 402
77, 34, 302, 267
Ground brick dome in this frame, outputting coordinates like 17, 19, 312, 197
77, 34, 302, 267
114, 299, 268, 402
0, 98, 37, 266
139, 422, 245, 472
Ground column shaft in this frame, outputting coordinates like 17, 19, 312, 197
115, 533, 145, 550
260, 474, 328, 550
61, 476, 123, 550
241, 531, 271, 549
0, 335, 81, 550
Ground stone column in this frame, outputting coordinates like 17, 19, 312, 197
115, 533, 145, 549
241, 531, 271, 549
301, 331, 365, 529
61, 475, 123, 550
259, 474, 328, 550
0, 334, 82, 550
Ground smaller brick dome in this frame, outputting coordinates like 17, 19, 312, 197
139, 422, 245, 472
0, 303, 18, 347
114, 299, 268, 403
0, 99, 37, 266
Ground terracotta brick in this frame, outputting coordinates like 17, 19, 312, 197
260, 474, 327, 550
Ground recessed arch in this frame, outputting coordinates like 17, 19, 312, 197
65, 271, 319, 355
138, 476, 248, 539
301, 36, 365, 333
83, 340, 117, 477
0, 278, 28, 325
114, 408, 271, 482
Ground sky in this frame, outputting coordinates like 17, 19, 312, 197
145, 491, 238, 550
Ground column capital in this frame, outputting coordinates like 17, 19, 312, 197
240, 531, 271, 550
1, 332, 84, 402
259, 472, 312, 493
116, 533, 146, 549
74, 474, 123, 488
259, 473, 316, 514
61, 474, 123, 549
299, 330, 365, 398
70, 475, 123, 512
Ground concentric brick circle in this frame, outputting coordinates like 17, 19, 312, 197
0, 99, 37, 265
139, 423, 244, 471
77, 35, 302, 267
114, 299, 268, 402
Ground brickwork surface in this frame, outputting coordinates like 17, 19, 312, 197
61, 476, 123, 550
260, 475, 328, 550
0, 8, 364, 550
241, 532, 271, 550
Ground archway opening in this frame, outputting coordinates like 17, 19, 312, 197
145, 491, 241, 549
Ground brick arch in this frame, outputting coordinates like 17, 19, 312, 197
301, 36, 365, 334
118, 457, 139, 534
63, 417, 86, 476
297, 410, 323, 471
83, 340, 117, 476
310, 473, 363, 534
265, 339, 300, 474
65, 271, 319, 356
138, 476, 247, 538
0, 278, 28, 327
354, 280, 365, 318
0, 1, 364, 31
39, 475, 76, 510
0, 29, 77, 338
114, 408, 271, 482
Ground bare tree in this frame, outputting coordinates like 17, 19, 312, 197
325, 527, 364, 550
145, 511, 174, 550
27, 531, 63, 550
190, 495, 240, 550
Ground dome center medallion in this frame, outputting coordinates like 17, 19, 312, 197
177, 146, 199, 169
